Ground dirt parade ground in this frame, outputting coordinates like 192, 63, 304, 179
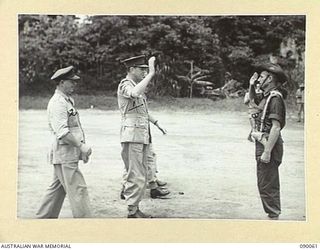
18, 109, 305, 220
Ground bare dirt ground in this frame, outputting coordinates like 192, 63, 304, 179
18, 109, 305, 220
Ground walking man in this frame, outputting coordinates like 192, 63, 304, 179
248, 63, 287, 220
36, 66, 92, 218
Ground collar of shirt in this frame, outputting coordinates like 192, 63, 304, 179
55, 89, 74, 105
125, 76, 137, 86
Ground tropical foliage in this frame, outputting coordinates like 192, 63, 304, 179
19, 15, 305, 97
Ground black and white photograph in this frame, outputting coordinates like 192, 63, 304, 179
18, 14, 305, 220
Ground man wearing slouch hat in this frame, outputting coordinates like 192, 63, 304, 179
248, 62, 287, 220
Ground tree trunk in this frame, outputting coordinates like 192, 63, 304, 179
189, 60, 194, 98
99, 60, 103, 78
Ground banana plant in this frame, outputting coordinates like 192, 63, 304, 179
176, 60, 214, 98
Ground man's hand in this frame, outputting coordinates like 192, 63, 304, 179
260, 150, 271, 163
156, 122, 167, 135
148, 56, 156, 74
80, 143, 92, 157
82, 154, 90, 164
250, 72, 259, 86
80, 143, 92, 164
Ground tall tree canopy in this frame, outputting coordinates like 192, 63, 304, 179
19, 15, 305, 97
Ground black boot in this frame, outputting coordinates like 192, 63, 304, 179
150, 187, 170, 198
120, 189, 125, 200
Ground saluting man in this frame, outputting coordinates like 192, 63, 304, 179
117, 55, 169, 218
36, 66, 92, 218
249, 63, 287, 220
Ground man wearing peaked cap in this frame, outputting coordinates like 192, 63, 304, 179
121, 55, 149, 68
50, 65, 80, 81
36, 66, 92, 218
247, 62, 287, 220
120, 56, 170, 202
117, 55, 169, 218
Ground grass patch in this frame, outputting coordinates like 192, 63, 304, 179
19, 94, 119, 110
19, 94, 248, 112
19, 94, 298, 114
148, 96, 248, 112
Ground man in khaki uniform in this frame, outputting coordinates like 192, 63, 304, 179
248, 63, 287, 220
36, 66, 92, 218
117, 55, 169, 218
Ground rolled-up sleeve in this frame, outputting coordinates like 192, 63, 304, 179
118, 80, 134, 99
268, 96, 286, 129
49, 100, 69, 139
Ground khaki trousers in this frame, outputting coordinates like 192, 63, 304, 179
146, 144, 158, 189
121, 143, 151, 212
36, 163, 91, 218
122, 143, 158, 190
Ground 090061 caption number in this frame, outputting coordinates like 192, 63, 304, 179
300, 244, 318, 248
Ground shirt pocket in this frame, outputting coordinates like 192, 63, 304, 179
134, 98, 147, 114
125, 117, 148, 128
122, 117, 148, 143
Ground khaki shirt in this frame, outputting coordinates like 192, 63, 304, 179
47, 89, 85, 164
117, 78, 151, 144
